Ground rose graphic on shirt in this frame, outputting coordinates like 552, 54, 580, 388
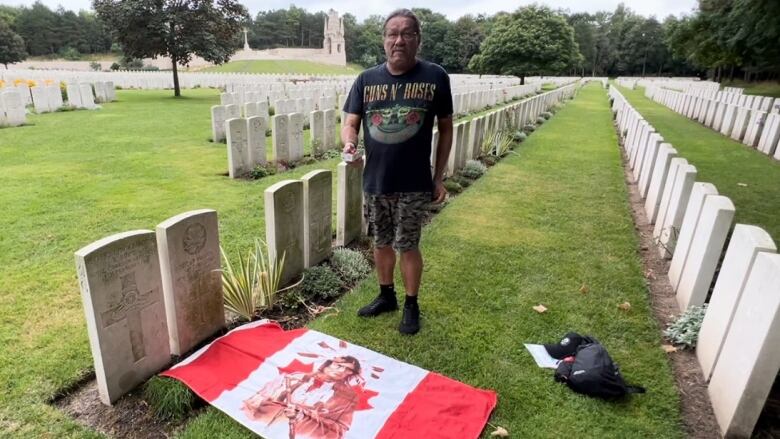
366, 105, 426, 144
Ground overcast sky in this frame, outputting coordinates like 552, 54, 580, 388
0, 0, 699, 21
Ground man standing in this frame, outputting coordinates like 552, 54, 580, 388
341, 9, 454, 335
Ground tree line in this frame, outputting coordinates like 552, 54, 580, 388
0, 2, 112, 60
1, 1, 778, 84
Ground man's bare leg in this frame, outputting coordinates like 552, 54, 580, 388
374, 245, 396, 285
399, 249, 423, 296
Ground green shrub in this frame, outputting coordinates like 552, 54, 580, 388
461, 159, 487, 179
330, 248, 371, 285
541, 111, 553, 119
110, 62, 120, 71
443, 179, 463, 194
59, 47, 81, 61
664, 305, 707, 349
536, 117, 546, 125
318, 148, 342, 160
523, 124, 536, 133
515, 131, 528, 142
482, 155, 498, 167
144, 376, 196, 421
452, 176, 471, 188
301, 265, 342, 299
89, 61, 102, 72
298, 156, 317, 166
250, 163, 277, 179
277, 289, 305, 310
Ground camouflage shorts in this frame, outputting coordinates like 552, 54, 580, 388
363, 192, 431, 252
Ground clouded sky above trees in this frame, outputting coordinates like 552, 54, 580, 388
0, 0, 698, 21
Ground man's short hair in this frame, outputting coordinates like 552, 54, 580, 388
383, 8, 422, 41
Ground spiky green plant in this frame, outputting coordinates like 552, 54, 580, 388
219, 239, 286, 321
492, 131, 514, 157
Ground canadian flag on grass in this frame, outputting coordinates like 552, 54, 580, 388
162, 320, 497, 439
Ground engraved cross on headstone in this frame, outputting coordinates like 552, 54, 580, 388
101, 272, 156, 362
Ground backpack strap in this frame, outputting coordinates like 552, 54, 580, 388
625, 385, 646, 394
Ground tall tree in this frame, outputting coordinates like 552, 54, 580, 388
441, 15, 485, 73
567, 13, 596, 76
0, 19, 27, 68
94, 0, 248, 97
468, 5, 579, 83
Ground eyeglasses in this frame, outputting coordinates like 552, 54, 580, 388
384, 32, 417, 42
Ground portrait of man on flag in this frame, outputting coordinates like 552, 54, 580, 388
241, 355, 362, 439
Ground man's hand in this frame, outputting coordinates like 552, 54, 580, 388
343, 142, 356, 155
432, 179, 447, 204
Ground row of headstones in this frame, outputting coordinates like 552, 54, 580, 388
645, 86, 780, 160
437, 83, 579, 176
610, 85, 780, 439
74, 161, 363, 406
75, 209, 225, 406
219, 108, 339, 177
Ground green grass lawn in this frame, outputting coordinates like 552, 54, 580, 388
178, 84, 683, 437
0, 85, 552, 437
616, 84, 780, 241
201, 60, 363, 75
720, 79, 780, 98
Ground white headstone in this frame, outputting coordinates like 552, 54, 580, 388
730, 107, 751, 142
743, 110, 766, 148
302, 170, 332, 268
674, 195, 735, 310
644, 143, 677, 223
74, 230, 170, 405
288, 112, 304, 161
697, 224, 776, 381
336, 161, 363, 247
655, 162, 697, 258
323, 109, 337, 150
310, 110, 325, 155
757, 113, 780, 156
225, 104, 240, 120
707, 252, 780, 438
66, 83, 82, 108
247, 116, 268, 167
31, 86, 50, 113
226, 118, 249, 178
668, 182, 719, 289
211, 105, 227, 143
272, 114, 290, 163
1, 90, 26, 126
156, 209, 224, 356
80, 83, 96, 109
264, 180, 304, 286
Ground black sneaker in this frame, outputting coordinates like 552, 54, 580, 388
357, 293, 398, 317
399, 304, 420, 335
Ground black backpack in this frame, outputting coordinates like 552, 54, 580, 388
554, 342, 645, 398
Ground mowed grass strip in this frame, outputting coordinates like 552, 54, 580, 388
617, 85, 780, 241
179, 84, 683, 438
200, 60, 363, 75
0, 86, 550, 437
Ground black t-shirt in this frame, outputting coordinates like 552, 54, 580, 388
343, 60, 453, 194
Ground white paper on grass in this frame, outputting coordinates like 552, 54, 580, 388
524, 344, 561, 369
